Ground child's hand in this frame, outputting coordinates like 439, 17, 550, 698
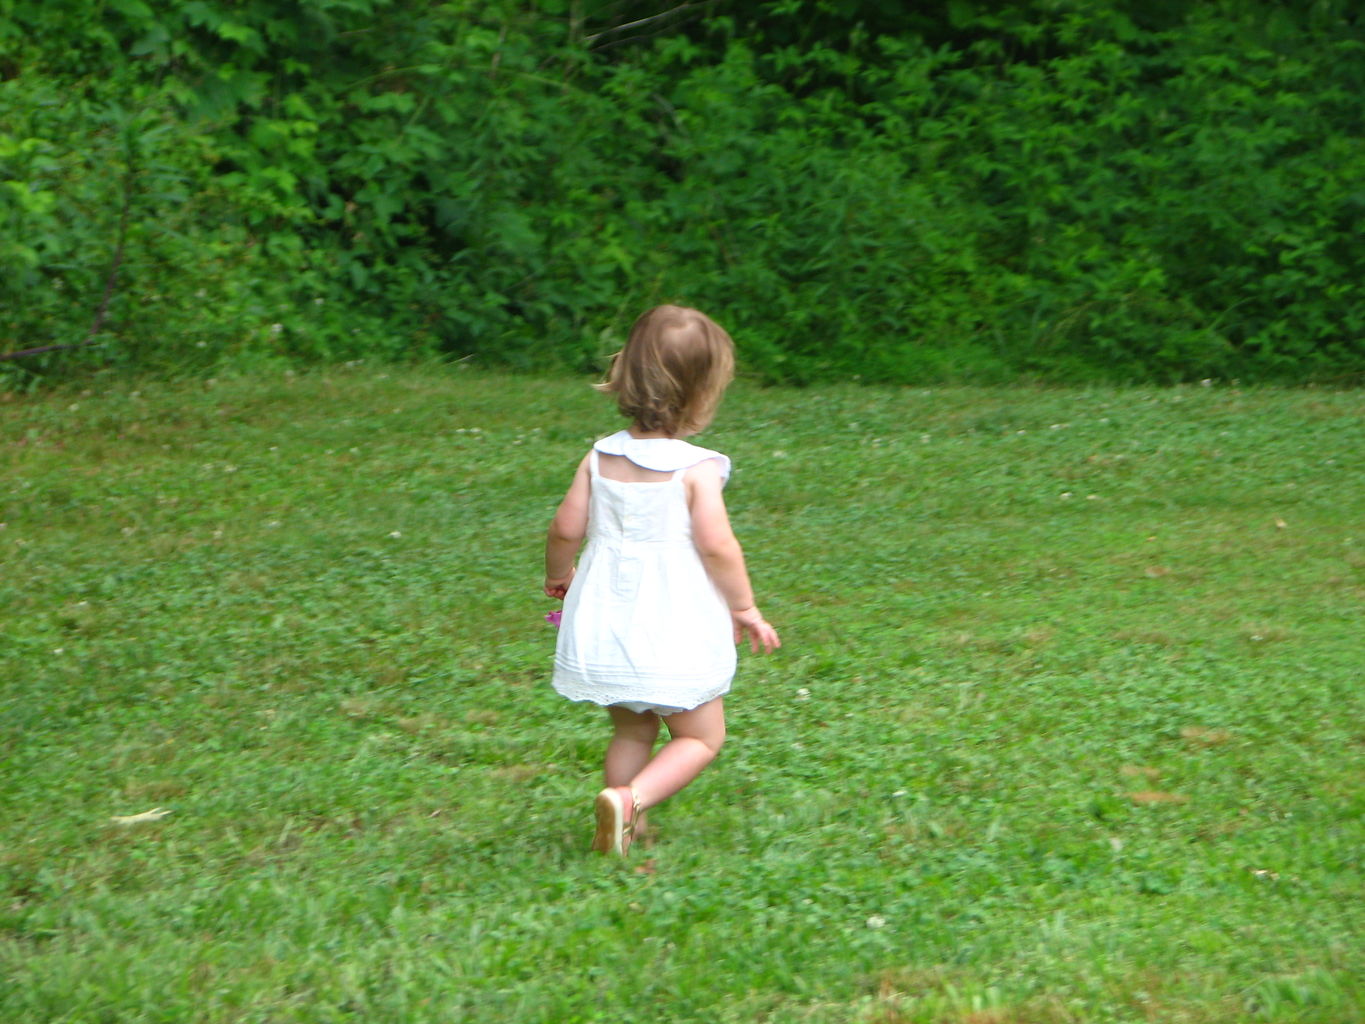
544, 568, 575, 599
731, 606, 781, 654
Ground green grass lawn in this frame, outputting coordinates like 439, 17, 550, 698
2, 368, 1361, 1023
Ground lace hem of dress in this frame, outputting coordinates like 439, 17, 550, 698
551, 666, 731, 712
553, 684, 731, 713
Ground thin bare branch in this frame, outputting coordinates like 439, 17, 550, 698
73, 148, 136, 357
0, 340, 101, 362
583, 1, 718, 45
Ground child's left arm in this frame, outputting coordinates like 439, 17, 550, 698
687, 459, 781, 654
544, 454, 590, 598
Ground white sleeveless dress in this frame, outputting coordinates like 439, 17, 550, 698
552, 431, 736, 715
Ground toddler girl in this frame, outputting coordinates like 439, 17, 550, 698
544, 305, 780, 856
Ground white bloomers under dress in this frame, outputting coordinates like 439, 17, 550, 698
551, 431, 736, 716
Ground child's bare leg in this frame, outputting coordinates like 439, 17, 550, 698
629, 698, 726, 811
604, 706, 659, 789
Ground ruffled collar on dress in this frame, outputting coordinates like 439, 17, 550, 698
593, 430, 730, 483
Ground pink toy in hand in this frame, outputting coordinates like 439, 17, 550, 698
545, 610, 562, 628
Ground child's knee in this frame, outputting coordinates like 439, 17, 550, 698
665, 699, 725, 754
708, 722, 726, 755
690, 721, 725, 758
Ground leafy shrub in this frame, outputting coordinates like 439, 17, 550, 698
1, 0, 1361, 385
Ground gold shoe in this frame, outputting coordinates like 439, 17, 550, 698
591, 786, 640, 856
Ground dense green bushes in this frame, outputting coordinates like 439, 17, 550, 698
2, 1, 1362, 384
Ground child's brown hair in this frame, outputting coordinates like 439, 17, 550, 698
597, 305, 735, 437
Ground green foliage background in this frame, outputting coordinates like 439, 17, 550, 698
2, 1, 1363, 384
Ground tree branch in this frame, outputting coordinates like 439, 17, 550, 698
583, 1, 718, 46
82, 156, 135, 349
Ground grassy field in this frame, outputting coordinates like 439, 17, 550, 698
2, 368, 1361, 1023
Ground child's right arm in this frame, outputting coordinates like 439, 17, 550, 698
544, 455, 590, 598
687, 459, 781, 654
